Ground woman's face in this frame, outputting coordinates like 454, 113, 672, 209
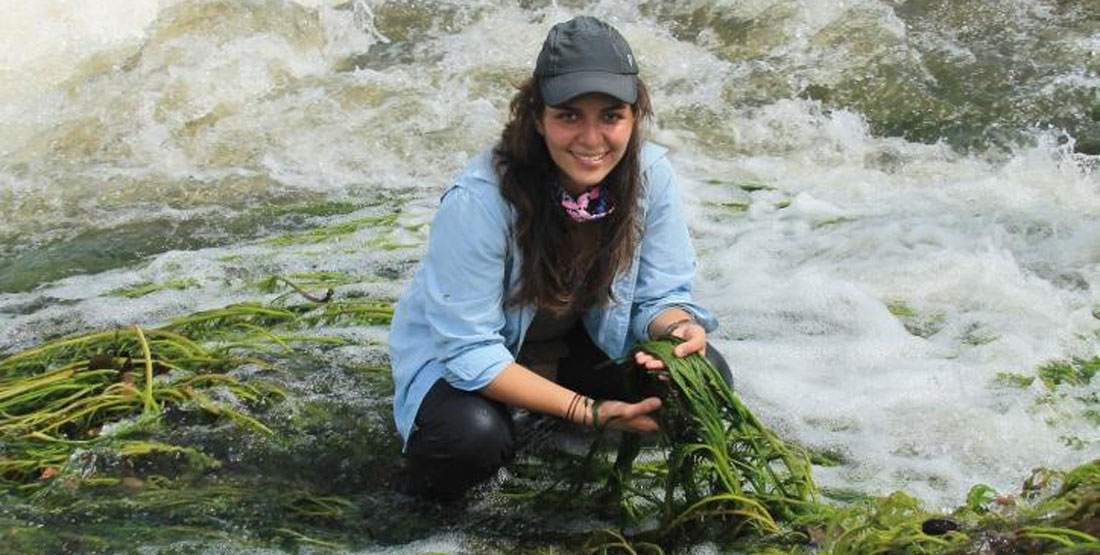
536, 93, 635, 195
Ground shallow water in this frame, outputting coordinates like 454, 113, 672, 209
1, 0, 1098, 551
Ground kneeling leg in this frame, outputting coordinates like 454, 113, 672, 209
405, 379, 515, 500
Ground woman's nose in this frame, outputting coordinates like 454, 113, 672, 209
577, 118, 601, 146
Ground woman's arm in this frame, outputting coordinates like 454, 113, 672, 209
630, 155, 712, 369
628, 155, 718, 343
482, 363, 662, 433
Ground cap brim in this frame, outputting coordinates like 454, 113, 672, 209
539, 71, 637, 106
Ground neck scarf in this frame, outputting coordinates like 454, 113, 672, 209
558, 182, 614, 223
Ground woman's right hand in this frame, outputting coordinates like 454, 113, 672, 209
588, 397, 662, 433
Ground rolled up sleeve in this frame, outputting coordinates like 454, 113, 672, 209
422, 184, 514, 390
630, 159, 718, 340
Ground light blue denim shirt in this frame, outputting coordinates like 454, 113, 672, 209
388, 142, 717, 446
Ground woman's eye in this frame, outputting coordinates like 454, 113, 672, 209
558, 112, 578, 122
601, 113, 623, 123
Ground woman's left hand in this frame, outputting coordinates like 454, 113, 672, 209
634, 321, 707, 376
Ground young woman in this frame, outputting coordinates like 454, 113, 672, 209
388, 16, 731, 500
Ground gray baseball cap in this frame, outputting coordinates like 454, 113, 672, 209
534, 16, 638, 106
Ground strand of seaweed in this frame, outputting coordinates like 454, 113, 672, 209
0, 285, 394, 497
561, 339, 1100, 554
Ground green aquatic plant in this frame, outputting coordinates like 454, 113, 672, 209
549, 338, 818, 551
0, 291, 395, 498
0, 324, 280, 494
264, 213, 398, 247
886, 300, 947, 338
993, 371, 1036, 389
1039, 357, 1099, 389
0, 473, 364, 553
583, 528, 663, 555
255, 275, 337, 304
631, 339, 816, 537
3, 297, 1094, 553
559, 339, 1100, 554
109, 277, 200, 299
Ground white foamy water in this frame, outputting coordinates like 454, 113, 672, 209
0, 0, 1097, 537
0, 0, 160, 104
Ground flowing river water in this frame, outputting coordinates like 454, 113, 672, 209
1, 0, 1098, 552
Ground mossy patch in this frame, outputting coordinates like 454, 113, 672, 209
706, 200, 751, 212
109, 277, 200, 298
703, 179, 775, 193
886, 300, 947, 338
806, 446, 850, 467
1038, 357, 1099, 389
0, 199, 365, 294
264, 213, 398, 247
960, 322, 998, 346
993, 372, 1036, 389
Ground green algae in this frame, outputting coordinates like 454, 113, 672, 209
634, 340, 815, 536
0, 289, 409, 552
0, 320, 284, 493
0, 294, 394, 490
960, 322, 998, 347
702, 179, 776, 192
710, 200, 751, 212
2, 298, 1095, 553
993, 372, 1036, 389
1039, 357, 1099, 389
264, 213, 399, 247
531, 339, 1100, 554
806, 447, 849, 468
0, 198, 364, 294
284, 271, 363, 288
109, 277, 200, 299
887, 300, 947, 338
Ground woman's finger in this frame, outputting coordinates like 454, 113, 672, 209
635, 351, 666, 370
602, 398, 662, 432
672, 324, 707, 357
630, 396, 662, 415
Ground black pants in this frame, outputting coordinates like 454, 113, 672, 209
404, 323, 732, 500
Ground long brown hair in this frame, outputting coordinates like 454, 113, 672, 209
494, 77, 653, 314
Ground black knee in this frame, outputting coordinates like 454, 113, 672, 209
446, 397, 515, 467
405, 380, 515, 499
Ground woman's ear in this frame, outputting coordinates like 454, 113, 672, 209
534, 116, 545, 136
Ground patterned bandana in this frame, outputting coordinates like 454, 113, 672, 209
557, 182, 614, 222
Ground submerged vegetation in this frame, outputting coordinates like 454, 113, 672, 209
0, 281, 404, 552
109, 277, 200, 298
622, 339, 816, 539
1, 280, 1096, 552
543, 340, 1100, 554
0, 317, 279, 494
1039, 357, 1099, 390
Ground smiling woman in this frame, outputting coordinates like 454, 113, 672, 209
387, 15, 731, 500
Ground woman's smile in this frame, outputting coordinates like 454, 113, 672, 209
571, 149, 610, 166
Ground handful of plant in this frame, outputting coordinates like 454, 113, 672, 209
600, 338, 816, 540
